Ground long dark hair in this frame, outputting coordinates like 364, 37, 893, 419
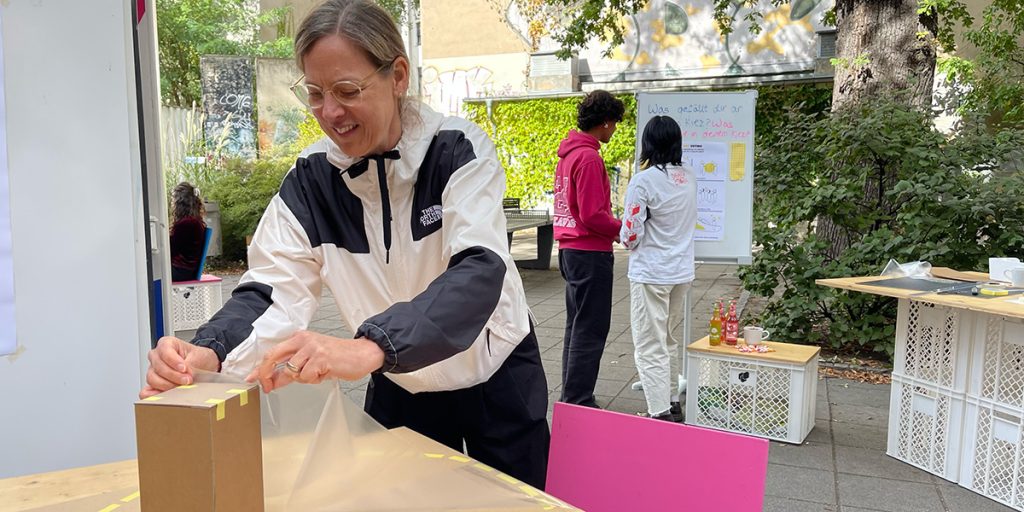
639, 116, 682, 170
171, 182, 205, 224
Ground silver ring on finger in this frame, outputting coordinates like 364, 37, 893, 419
285, 361, 302, 373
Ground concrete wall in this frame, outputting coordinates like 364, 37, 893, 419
0, 1, 150, 477
422, 0, 527, 59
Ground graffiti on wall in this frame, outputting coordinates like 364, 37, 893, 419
421, 65, 516, 116
537, 0, 830, 82
200, 56, 257, 159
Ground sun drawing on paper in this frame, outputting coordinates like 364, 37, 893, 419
703, 162, 717, 174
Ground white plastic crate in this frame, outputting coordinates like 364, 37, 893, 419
171, 275, 223, 331
893, 299, 973, 391
887, 373, 965, 482
970, 314, 1024, 410
685, 338, 819, 444
960, 396, 1024, 511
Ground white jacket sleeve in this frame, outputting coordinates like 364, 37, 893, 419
192, 192, 323, 379
620, 176, 650, 251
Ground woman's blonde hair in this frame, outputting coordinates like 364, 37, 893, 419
294, 0, 407, 75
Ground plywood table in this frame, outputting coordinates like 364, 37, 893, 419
818, 269, 1024, 509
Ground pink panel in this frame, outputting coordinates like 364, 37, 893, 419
546, 402, 769, 512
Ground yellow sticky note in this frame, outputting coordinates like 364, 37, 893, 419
120, 491, 140, 503
178, 384, 197, 389
228, 389, 248, 406
142, 396, 162, 402
729, 142, 746, 181
448, 455, 470, 463
205, 398, 225, 420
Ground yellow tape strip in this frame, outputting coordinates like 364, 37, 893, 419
142, 396, 162, 402
423, 453, 445, 459
205, 398, 225, 420
227, 389, 248, 406
473, 463, 493, 472
519, 484, 539, 497
448, 455, 470, 463
178, 384, 197, 389
497, 473, 519, 485
120, 491, 140, 502
98, 505, 120, 512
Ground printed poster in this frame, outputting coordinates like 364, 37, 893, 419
683, 142, 728, 241
0, 12, 15, 356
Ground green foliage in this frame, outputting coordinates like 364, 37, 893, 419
202, 156, 294, 260
938, 0, 1024, 126
540, 0, 648, 59
465, 95, 637, 207
156, 0, 294, 107
465, 85, 831, 209
742, 99, 1024, 356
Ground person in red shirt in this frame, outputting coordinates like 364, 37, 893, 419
552, 90, 625, 407
169, 182, 207, 282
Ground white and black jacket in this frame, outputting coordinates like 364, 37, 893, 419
191, 103, 532, 393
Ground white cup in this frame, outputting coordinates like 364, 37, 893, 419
742, 326, 770, 345
1004, 268, 1024, 287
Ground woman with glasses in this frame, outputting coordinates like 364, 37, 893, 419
140, 0, 549, 487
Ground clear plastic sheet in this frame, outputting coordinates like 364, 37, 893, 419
195, 371, 574, 511
880, 258, 932, 278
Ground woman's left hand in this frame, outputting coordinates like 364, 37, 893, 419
246, 330, 385, 393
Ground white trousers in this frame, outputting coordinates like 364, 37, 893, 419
630, 281, 689, 416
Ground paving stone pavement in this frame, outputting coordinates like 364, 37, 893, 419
187, 231, 1015, 512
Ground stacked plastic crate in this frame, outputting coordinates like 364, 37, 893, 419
960, 315, 1024, 510
887, 300, 974, 482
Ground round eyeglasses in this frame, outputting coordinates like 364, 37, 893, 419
290, 59, 396, 109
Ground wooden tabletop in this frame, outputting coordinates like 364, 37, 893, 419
817, 269, 1024, 320
687, 335, 820, 365
0, 459, 139, 512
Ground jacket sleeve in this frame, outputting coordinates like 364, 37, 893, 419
356, 134, 511, 374
620, 176, 649, 251
190, 189, 323, 372
575, 157, 622, 238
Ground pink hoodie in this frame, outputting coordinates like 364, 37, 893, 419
552, 130, 622, 252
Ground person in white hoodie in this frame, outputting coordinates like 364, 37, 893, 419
619, 116, 697, 422
140, 0, 549, 488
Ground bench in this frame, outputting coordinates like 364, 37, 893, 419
505, 207, 554, 270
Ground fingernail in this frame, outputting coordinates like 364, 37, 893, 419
182, 375, 191, 385
179, 364, 187, 372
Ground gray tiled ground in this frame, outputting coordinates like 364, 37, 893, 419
189, 232, 1016, 512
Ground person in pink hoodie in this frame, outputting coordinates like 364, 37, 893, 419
552, 90, 625, 407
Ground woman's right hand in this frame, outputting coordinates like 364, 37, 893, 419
139, 337, 220, 399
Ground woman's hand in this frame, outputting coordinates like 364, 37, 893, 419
246, 331, 385, 393
140, 337, 220, 398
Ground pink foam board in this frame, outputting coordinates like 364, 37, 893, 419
546, 402, 769, 511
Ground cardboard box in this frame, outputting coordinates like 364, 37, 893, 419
135, 383, 263, 511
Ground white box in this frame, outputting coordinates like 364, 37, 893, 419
171, 275, 223, 331
887, 373, 966, 482
960, 395, 1024, 511
893, 299, 974, 391
970, 314, 1024, 410
686, 336, 819, 444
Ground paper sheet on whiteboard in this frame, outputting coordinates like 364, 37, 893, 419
0, 11, 16, 356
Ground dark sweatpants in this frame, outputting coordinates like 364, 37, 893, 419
558, 248, 614, 408
364, 329, 551, 489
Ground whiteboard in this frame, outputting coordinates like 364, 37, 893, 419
635, 91, 756, 265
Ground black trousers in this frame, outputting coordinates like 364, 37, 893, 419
364, 329, 550, 489
558, 248, 614, 407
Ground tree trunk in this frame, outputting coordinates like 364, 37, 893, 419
816, 0, 938, 259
